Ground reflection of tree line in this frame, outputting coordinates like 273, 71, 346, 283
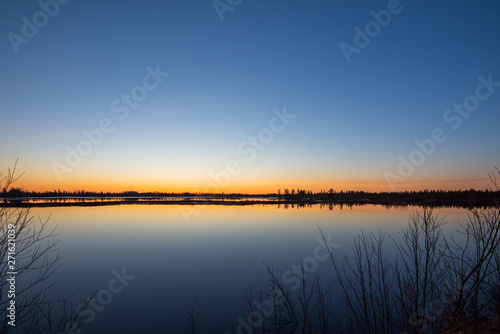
278, 202, 426, 210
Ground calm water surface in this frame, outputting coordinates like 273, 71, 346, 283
23, 204, 468, 333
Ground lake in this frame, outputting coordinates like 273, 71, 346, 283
10, 204, 471, 333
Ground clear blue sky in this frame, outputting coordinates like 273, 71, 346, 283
1, 0, 499, 192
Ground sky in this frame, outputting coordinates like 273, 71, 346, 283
1, 0, 499, 193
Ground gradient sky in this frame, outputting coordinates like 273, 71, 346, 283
1, 0, 499, 193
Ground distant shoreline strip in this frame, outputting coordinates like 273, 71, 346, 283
0, 198, 495, 209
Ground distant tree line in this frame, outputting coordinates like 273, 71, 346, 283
2, 186, 499, 207
0, 189, 275, 198
0, 188, 171, 198
277, 188, 500, 207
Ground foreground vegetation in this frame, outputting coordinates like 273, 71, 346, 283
0, 164, 90, 333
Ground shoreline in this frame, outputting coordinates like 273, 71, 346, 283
0, 197, 496, 209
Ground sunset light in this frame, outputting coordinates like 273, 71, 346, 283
1, 1, 500, 333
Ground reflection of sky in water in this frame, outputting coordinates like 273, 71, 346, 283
25, 205, 469, 333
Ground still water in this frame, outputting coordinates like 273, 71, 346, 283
21, 204, 468, 333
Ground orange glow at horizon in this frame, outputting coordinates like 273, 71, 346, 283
14, 174, 492, 194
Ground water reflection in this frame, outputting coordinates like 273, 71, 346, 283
10, 204, 480, 333
1, 196, 488, 213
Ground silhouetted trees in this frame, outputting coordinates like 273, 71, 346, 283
272, 187, 500, 207
0, 162, 81, 333
2, 183, 499, 209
